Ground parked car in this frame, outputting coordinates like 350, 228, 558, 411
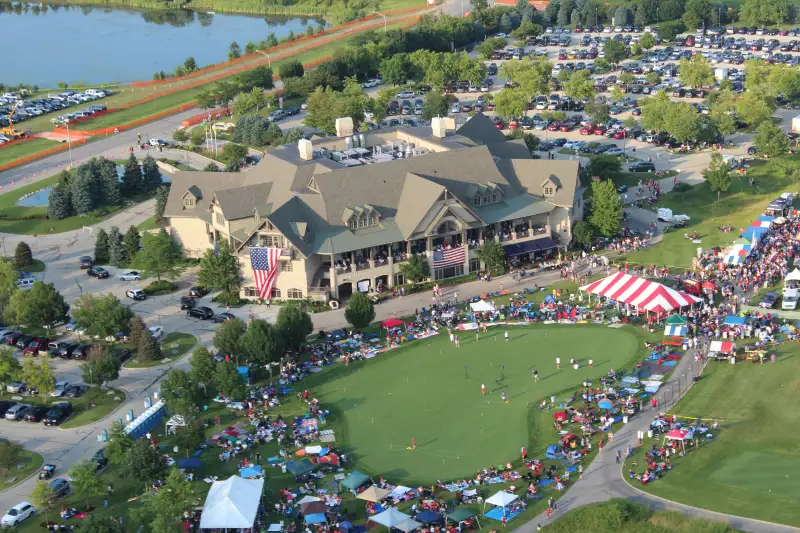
1, 502, 35, 526
148, 326, 165, 340
43, 403, 73, 426
57, 342, 79, 358
87, 267, 109, 279
187, 306, 214, 320
50, 479, 71, 499
759, 292, 780, 308
72, 345, 97, 360
267, 110, 286, 122
180, 296, 195, 310
0, 401, 17, 417
64, 385, 86, 398
23, 405, 49, 422
111, 348, 132, 362
78, 256, 93, 269
50, 381, 71, 397
5, 382, 26, 393
126, 289, 146, 300
4, 404, 30, 421
22, 338, 48, 357
783, 295, 799, 310
118, 271, 141, 281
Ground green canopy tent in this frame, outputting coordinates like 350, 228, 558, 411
287, 459, 319, 478
665, 314, 688, 326
340, 471, 371, 491
445, 508, 480, 529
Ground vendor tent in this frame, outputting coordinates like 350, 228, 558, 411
287, 459, 319, 478
664, 324, 687, 337
199, 476, 264, 530
469, 300, 496, 313
723, 316, 747, 326
356, 486, 390, 503
341, 471, 371, 491
165, 414, 186, 435
370, 508, 412, 529
380, 318, 405, 329
305, 514, 328, 525
301, 501, 327, 516
580, 272, 701, 313
296, 496, 322, 505
786, 269, 800, 283
665, 314, 688, 326
395, 519, 422, 532
663, 428, 696, 453
709, 340, 736, 353
446, 508, 479, 528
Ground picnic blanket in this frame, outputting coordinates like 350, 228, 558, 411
443, 481, 470, 492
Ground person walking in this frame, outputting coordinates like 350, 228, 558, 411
504, 330, 509, 342
481, 383, 486, 396
411, 438, 416, 450
556, 356, 561, 369
578, 464, 584, 479
532, 368, 539, 382
615, 450, 621, 464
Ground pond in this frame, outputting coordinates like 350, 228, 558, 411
1, 3, 327, 86
15, 166, 170, 207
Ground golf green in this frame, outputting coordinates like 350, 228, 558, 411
307, 324, 639, 483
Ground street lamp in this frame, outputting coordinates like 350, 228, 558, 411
257, 50, 271, 67
374, 10, 387, 31
66, 120, 73, 170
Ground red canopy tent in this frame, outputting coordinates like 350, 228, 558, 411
580, 272, 702, 313
380, 318, 405, 329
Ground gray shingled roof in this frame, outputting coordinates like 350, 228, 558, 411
455, 113, 508, 145
214, 183, 273, 220
496, 159, 580, 207
164, 171, 246, 218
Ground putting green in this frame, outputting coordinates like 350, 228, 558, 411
307, 325, 639, 483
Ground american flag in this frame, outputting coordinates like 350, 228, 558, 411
248, 247, 283, 299
433, 246, 465, 268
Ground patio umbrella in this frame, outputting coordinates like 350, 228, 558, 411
356, 486, 391, 503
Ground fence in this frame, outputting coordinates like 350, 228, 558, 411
0, 138, 87, 173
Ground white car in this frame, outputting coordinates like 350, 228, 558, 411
361, 79, 379, 88
119, 271, 141, 281
148, 326, 165, 341
364, 110, 375, 120
149, 138, 169, 147
396, 90, 415, 99
564, 140, 585, 149
782, 295, 799, 310
126, 289, 146, 300
50, 381, 71, 397
2, 502, 34, 526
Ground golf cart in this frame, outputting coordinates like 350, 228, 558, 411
39, 464, 56, 480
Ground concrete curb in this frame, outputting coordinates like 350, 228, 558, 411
0, 451, 44, 496
58, 387, 129, 431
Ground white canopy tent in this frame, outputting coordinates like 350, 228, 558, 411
469, 300, 496, 313
395, 519, 422, 532
484, 491, 519, 508
165, 414, 186, 435
199, 476, 264, 530
370, 508, 413, 529
296, 495, 322, 505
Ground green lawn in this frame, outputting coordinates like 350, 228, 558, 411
3, 258, 46, 273
623, 343, 800, 527
623, 160, 793, 270
303, 324, 640, 483
60, 387, 127, 429
126, 332, 197, 368
0, 138, 60, 166
136, 215, 162, 231
0, 450, 43, 492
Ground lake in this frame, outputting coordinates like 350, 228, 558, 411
1, 3, 327, 87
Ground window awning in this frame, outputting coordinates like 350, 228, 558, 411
503, 237, 558, 257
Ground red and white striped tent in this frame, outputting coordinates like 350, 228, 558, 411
580, 272, 702, 313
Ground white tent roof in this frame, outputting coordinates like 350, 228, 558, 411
470, 300, 495, 313
296, 495, 322, 505
395, 519, 422, 532
485, 491, 519, 507
199, 476, 264, 529
786, 269, 800, 282
370, 508, 412, 528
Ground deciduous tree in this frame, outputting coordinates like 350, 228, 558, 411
190, 346, 216, 393
198, 240, 241, 298
214, 361, 244, 399
680, 55, 714, 88
242, 319, 285, 366
121, 439, 167, 487
13, 242, 32, 268
134, 228, 186, 281
493, 87, 530, 118
276, 304, 313, 353
4, 281, 69, 329
703, 151, 732, 201
0, 439, 23, 480
603, 39, 628, 66
753, 120, 790, 157
589, 179, 622, 236
213, 318, 246, 359
105, 420, 133, 465
476, 239, 506, 274
345, 292, 375, 330
69, 459, 104, 509
72, 293, 134, 339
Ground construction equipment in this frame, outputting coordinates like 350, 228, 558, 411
1, 103, 26, 140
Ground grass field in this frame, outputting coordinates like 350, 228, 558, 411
136, 215, 162, 231
623, 159, 794, 269
61, 387, 127, 429
0, 450, 43, 492
0, 138, 60, 166
624, 343, 800, 527
125, 332, 197, 368
4, 259, 46, 273
303, 324, 640, 482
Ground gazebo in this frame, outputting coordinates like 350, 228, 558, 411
483, 491, 521, 521
356, 486, 390, 503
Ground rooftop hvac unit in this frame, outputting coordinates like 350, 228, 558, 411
345, 137, 353, 151
358, 133, 365, 148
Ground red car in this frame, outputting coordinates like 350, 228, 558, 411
579, 125, 593, 135
558, 53, 567, 60
22, 338, 47, 357
548, 122, 560, 131
485, 102, 495, 111
593, 126, 607, 135
613, 130, 628, 139
508, 119, 519, 130
461, 103, 472, 112
560, 122, 575, 132
493, 117, 504, 129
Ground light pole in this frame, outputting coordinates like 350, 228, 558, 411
257, 50, 271, 67
374, 10, 387, 31
66, 121, 73, 170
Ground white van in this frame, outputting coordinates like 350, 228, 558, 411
15, 278, 34, 290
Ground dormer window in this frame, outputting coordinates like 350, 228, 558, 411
345, 205, 381, 230
472, 197, 480, 206
544, 187, 554, 197
349, 220, 357, 229
184, 198, 195, 208
369, 216, 376, 225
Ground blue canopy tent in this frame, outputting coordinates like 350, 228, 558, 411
239, 465, 263, 479
723, 315, 748, 326
305, 514, 328, 525
416, 510, 442, 525
664, 324, 687, 337
176, 457, 203, 470
237, 366, 251, 384
598, 398, 614, 410
742, 226, 769, 241
545, 445, 558, 459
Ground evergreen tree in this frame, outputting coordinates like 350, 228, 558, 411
107, 226, 124, 267
141, 155, 162, 194
137, 329, 162, 362
345, 292, 376, 330
122, 153, 142, 195
70, 168, 95, 215
130, 315, 147, 348
94, 229, 110, 264
123, 226, 141, 264
13, 242, 32, 268
98, 158, 121, 206
155, 185, 170, 222
46, 184, 71, 220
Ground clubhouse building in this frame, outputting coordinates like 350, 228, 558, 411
164, 113, 584, 302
